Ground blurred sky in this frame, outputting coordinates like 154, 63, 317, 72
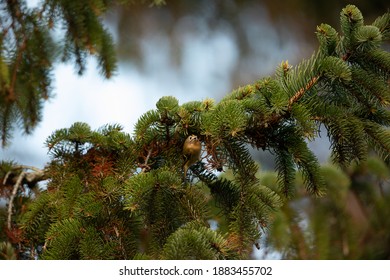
1, 1, 388, 169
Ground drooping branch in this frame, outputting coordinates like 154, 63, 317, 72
7, 39, 27, 102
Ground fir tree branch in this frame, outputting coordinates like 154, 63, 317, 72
264, 74, 322, 128
8, 39, 27, 102
4, 0, 29, 103
288, 75, 320, 109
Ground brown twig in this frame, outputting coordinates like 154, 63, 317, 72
2, 171, 12, 185
7, 171, 25, 230
288, 75, 320, 110
5, 165, 46, 230
140, 148, 153, 172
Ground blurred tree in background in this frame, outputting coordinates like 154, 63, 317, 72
1, 1, 390, 259
262, 156, 390, 259
111, 0, 389, 88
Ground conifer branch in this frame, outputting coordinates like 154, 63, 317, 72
139, 148, 153, 172
8, 39, 27, 101
5, 0, 29, 103
288, 75, 320, 109
268, 74, 321, 128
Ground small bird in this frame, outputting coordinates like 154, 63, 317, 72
182, 135, 201, 178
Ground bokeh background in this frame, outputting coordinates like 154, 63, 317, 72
2, 0, 388, 171
1, 0, 389, 260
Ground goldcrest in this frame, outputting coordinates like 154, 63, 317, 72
182, 135, 201, 177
